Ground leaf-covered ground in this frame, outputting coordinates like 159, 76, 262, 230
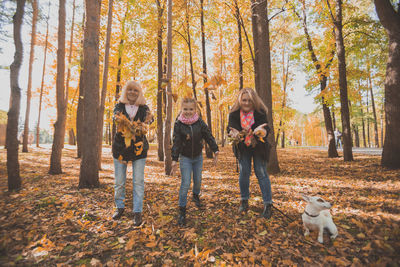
0, 145, 399, 266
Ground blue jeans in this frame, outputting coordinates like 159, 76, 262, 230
238, 149, 272, 204
178, 154, 203, 207
113, 158, 146, 212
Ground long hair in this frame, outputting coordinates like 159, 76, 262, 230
118, 80, 146, 106
230, 88, 268, 115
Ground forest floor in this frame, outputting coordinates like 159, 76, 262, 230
0, 144, 399, 266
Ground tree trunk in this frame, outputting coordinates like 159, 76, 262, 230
366, 90, 371, 147
220, 109, 225, 147
68, 128, 75, 145
281, 130, 285, 148
36, 1, 50, 148
332, 110, 336, 130
156, 0, 164, 161
367, 68, 380, 147
112, 5, 128, 142
251, 0, 280, 174
374, 0, 400, 168
76, 7, 85, 158
332, 0, 353, 161
361, 105, 367, 147
49, 0, 67, 174
97, 0, 114, 170
185, 1, 197, 99
294, 2, 338, 157
7, 0, 25, 191
200, 0, 213, 158
235, 1, 243, 90
251, 0, 260, 93
164, 0, 173, 175
275, 48, 289, 146
65, 0, 76, 152
22, 0, 38, 153
79, 0, 101, 188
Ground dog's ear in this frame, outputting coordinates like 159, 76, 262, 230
301, 194, 310, 202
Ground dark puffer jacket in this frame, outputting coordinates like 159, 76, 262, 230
112, 103, 151, 162
227, 109, 271, 161
172, 117, 219, 162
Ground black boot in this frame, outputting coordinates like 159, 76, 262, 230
112, 208, 124, 220
178, 206, 186, 226
133, 212, 142, 227
192, 194, 202, 208
262, 203, 272, 219
238, 200, 248, 213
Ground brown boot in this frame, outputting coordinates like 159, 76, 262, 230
238, 200, 248, 213
112, 208, 124, 220
133, 212, 142, 227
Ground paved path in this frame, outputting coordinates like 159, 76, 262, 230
298, 146, 382, 155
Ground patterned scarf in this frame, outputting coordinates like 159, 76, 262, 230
178, 112, 199, 125
240, 110, 255, 146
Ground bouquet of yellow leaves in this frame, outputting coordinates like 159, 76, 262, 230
115, 112, 148, 148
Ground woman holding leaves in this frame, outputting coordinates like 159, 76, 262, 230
112, 81, 153, 226
228, 88, 273, 219
171, 97, 219, 226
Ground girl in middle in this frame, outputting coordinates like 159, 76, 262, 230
171, 97, 219, 226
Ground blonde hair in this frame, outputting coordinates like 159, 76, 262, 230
230, 88, 268, 115
118, 80, 146, 105
180, 97, 201, 115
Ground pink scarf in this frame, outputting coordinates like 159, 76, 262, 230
178, 112, 199, 125
240, 110, 255, 146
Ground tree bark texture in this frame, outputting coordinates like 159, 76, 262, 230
333, 0, 353, 161
36, 2, 50, 148
235, 1, 243, 90
76, 10, 85, 158
7, 0, 25, 191
22, 0, 38, 153
49, 0, 67, 174
156, 0, 164, 161
185, 1, 197, 99
97, 0, 114, 170
374, 0, 400, 168
200, 0, 213, 158
367, 69, 380, 147
164, 0, 173, 175
251, 0, 280, 174
79, 0, 101, 188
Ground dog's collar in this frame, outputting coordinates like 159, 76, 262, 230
305, 211, 319, 218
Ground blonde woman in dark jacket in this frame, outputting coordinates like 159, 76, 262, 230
228, 88, 273, 219
112, 81, 153, 227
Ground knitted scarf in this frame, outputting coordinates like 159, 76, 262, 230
178, 112, 199, 125
240, 110, 255, 146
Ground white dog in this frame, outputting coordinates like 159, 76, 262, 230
301, 194, 338, 243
